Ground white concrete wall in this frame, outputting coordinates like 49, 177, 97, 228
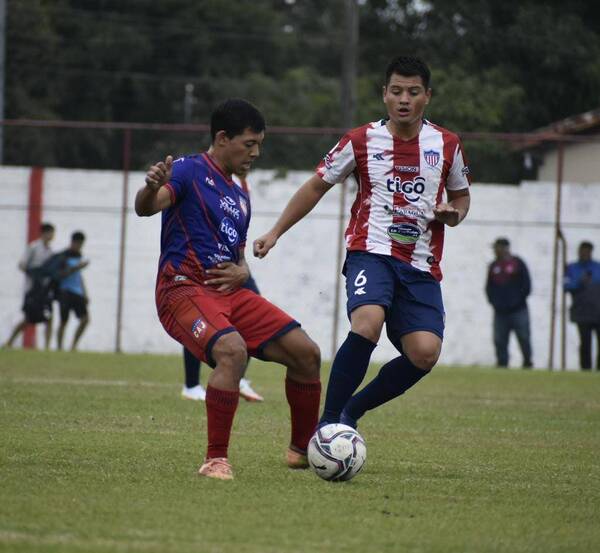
1, 166, 599, 369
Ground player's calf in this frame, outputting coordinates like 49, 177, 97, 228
202, 332, 247, 470
263, 328, 322, 458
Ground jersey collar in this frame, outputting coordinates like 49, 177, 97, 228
202, 152, 235, 186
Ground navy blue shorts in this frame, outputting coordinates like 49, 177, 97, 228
343, 251, 445, 345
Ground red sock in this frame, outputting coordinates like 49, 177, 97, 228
205, 385, 240, 459
285, 377, 321, 452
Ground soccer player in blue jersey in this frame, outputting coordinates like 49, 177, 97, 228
136, 99, 321, 480
181, 174, 263, 403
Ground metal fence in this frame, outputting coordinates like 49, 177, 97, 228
1, 119, 599, 369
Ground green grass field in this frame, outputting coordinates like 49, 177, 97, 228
1, 350, 599, 553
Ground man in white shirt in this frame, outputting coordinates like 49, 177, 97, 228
4, 223, 56, 349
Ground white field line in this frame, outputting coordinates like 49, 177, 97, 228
0, 529, 281, 553
0, 377, 175, 389
0, 529, 163, 552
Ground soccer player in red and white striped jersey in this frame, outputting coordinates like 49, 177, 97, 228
254, 56, 471, 431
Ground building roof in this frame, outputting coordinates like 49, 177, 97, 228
519, 107, 600, 150
534, 107, 600, 136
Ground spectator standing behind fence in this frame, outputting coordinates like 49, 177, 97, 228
485, 237, 533, 368
564, 241, 600, 371
56, 231, 90, 352
3, 223, 56, 349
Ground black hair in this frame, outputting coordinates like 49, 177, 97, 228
579, 241, 593, 250
494, 237, 510, 247
40, 222, 55, 233
210, 99, 266, 141
71, 231, 85, 242
385, 56, 431, 89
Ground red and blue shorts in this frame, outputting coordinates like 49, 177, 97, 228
156, 273, 299, 366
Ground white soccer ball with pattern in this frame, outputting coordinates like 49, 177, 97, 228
307, 423, 367, 481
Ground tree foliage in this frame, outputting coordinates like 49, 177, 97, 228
5, 0, 600, 181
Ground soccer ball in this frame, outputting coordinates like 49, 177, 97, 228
307, 423, 367, 481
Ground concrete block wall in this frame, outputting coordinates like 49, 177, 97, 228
1, 166, 598, 369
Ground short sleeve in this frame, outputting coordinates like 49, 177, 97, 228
20, 244, 33, 268
316, 134, 357, 185
165, 157, 194, 204
446, 140, 471, 191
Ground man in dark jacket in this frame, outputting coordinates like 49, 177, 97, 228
564, 241, 600, 370
486, 238, 533, 368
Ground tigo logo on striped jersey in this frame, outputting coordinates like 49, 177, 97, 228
386, 176, 426, 203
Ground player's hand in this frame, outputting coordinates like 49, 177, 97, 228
145, 155, 173, 192
204, 262, 249, 293
433, 203, 460, 227
253, 231, 278, 258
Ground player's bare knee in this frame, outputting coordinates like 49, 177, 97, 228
408, 349, 439, 371
212, 334, 247, 373
302, 339, 321, 378
287, 337, 320, 380
351, 322, 381, 344
351, 306, 385, 343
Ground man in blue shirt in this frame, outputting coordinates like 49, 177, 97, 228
564, 241, 600, 370
57, 231, 90, 351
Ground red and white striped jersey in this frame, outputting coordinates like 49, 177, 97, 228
316, 119, 470, 280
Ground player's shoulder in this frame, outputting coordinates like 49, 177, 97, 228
346, 120, 386, 139
172, 153, 206, 168
422, 120, 461, 144
170, 153, 210, 180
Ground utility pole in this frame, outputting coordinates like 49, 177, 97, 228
0, 0, 6, 163
332, 0, 359, 358
341, 0, 358, 129
183, 83, 196, 124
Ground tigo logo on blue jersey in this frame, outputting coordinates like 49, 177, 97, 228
220, 217, 239, 246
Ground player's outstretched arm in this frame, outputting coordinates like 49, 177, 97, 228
433, 188, 470, 227
253, 174, 334, 258
135, 156, 174, 216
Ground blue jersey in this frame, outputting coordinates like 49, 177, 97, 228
158, 153, 251, 283
59, 251, 85, 297
564, 259, 600, 291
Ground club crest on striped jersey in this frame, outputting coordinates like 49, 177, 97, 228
424, 150, 440, 167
